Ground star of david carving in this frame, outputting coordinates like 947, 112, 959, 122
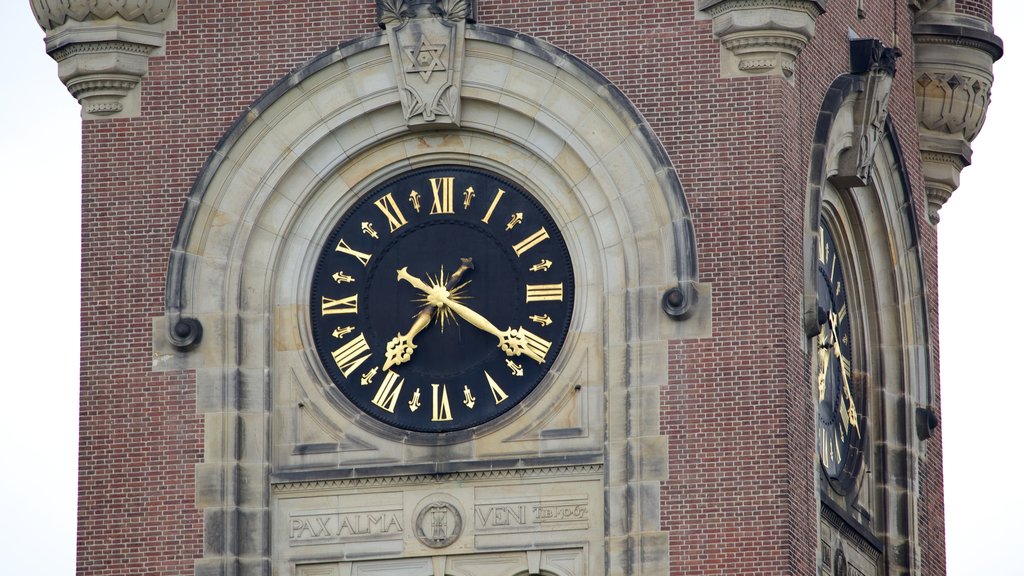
405, 39, 447, 82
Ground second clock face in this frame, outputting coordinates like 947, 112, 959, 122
816, 222, 863, 487
310, 166, 574, 433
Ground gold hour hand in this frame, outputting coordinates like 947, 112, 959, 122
384, 259, 474, 371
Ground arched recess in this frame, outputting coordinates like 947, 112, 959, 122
804, 65, 935, 574
154, 23, 707, 576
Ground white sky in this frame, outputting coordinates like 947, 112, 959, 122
0, 3, 1019, 575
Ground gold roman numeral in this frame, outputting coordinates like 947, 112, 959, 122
331, 333, 371, 378
321, 294, 358, 315
431, 383, 453, 421
518, 328, 552, 363
335, 238, 372, 267
373, 192, 408, 232
429, 177, 455, 214
484, 371, 508, 405
371, 371, 404, 413
512, 227, 549, 257
525, 283, 563, 302
481, 189, 505, 223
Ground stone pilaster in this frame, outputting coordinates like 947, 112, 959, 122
911, 0, 1002, 224
698, 0, 826, 80
30, 0, 176, 119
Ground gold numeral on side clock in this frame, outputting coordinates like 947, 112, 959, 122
429, 177, 455, 214
431, 383, 453, 421
335, 238, 372, 266
525, 283, 563, 302
373, 192, 408, 232
371, 371, 404, 413
512, 227, 549, 257
332, 333, 371, 378
321, 294, 358, 315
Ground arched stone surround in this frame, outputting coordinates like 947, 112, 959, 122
155, 24, 708, 576
805, 72, 934, 575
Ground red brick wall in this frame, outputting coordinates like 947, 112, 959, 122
956, 0, 993, 22
77, 0, 947, 573
77, 2, 378, 574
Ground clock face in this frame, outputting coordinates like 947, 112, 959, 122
815, 222, 863, 487
310, 165, 574, 433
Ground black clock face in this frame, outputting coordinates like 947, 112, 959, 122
310, 165, 574, 433
816, 222, 863, 487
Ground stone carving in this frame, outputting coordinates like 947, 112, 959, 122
698, 0, 825, 79
912, 0, 1002, 223
289, 510, 404, 545
30, 0, 173, 26
378, 0, 472, 126
830, 39, 900, 189
30, 0, 175, 119
412, 494, 463, 548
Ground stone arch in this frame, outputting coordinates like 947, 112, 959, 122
804, 68, 934, 574
156, 23, 706, 575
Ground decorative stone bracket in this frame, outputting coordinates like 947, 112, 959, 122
698, 0, 826, 80
378, 0, 473, 127
912, 1, 1002, 224
830, 38, 900, 189
30, 0, 176, 119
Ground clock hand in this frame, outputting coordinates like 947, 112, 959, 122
396, 264, 549, 363
382, 258, 474, 371
817, 323, 831, 402
829, 311, 860, 437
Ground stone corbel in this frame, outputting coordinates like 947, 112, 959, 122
912, 1, 1002, 223
30, 0, 176, 120
830, 38, 900, 189
698, 0, 826, 80
378, 0, 473, 127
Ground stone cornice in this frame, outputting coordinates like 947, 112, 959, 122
30, 0, 176, 119
698, 0, 826, 80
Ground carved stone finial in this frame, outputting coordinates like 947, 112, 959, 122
830, 38, 901, 188
698, 0, 826, 80
29, 0, 176, 119
912, 2, 1002, 224
378, 0, 473, 127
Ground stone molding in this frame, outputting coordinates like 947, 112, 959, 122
911, 2, 1002, 223
698, 0, 826, 79
29, 0, 176, 119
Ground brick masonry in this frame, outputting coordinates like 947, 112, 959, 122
73, 0, 990, 573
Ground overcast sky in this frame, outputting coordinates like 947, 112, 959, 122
1, 3, 1019, 574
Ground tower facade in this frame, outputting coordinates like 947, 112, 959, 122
33, 0, 1001, 574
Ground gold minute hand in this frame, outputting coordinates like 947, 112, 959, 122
396, 265, 547, 363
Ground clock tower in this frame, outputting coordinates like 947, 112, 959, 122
32, 0, 1001, 574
